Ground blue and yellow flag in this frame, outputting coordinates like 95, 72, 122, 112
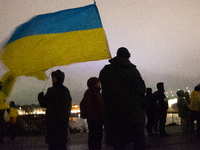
0, 3, 111, 99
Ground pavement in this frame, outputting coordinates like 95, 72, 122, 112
1, 125, 200, 150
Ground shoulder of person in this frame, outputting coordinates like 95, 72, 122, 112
100, 64, 112, 72
62, 85, 70, 90
128, 61, 136, 68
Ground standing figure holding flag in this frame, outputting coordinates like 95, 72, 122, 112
38, 70, 72, 150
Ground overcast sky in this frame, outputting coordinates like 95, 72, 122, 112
0, 0, 200, 105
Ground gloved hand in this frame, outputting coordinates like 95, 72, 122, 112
38, 92, 44, 100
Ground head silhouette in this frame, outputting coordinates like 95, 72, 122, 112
117, 47, 130, 58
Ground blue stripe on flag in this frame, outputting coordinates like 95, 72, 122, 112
7, 4, 102, 45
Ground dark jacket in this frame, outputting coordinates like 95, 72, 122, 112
38, 71, 72, 144
99, 56, 146, 144
154, 90, 168, 115
146, 91, 157, 115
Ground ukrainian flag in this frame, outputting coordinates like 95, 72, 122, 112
0, 3, 110, 99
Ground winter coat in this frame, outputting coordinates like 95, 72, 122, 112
83, 77, 104, 125
176, 90, 189, 118
154, 90, 168, 115
38, 71, 72, 144
146, 92, 157, 115
99, 56, 146, 144
190, 90, 200, 112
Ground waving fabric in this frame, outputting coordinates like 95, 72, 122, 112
0, 3, 110, 99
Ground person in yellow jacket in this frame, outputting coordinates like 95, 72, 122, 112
190, 86, 200, 136
0, 99, 10, 144
9, 101, 19, 140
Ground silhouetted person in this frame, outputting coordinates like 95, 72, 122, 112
146, 88, 157, 136
184, 91, 191, 130
153, 82, 169, 137
189, 86, 200, 135
141, 93, 148, 128
99, 47, 146, 150
38, 70, 72, 150
9, 101, 19, 140
0, 82, 10, 144
185, 91, 190, 105
176, 90, 190, 132
82, 77, 104, 150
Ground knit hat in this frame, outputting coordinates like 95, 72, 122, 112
117, 47, 130, 58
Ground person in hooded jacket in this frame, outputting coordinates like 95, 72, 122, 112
38, 70, 72, 150
99, 47, 146, 150
176, 90, 190, 132
83, 77, 104, 150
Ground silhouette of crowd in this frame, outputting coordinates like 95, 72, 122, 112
1, 47, 200, 150
0, 82, 19, 144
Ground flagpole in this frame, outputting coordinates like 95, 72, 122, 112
93, 0, 96, 3
42, 67, 53, 92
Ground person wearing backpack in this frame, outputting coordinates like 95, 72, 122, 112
81, 77, 104, 150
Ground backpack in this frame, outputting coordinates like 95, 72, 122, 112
80, 98, 88, 119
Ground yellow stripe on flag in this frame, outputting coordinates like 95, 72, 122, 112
1, 28, 110, 79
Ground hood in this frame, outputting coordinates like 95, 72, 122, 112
176, 90, 185, 97
51, 70, 65, 85
109, 56, 121, 65
87, 77, 99, 91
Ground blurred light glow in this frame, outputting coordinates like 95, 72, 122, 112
168, 98, 177, 107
